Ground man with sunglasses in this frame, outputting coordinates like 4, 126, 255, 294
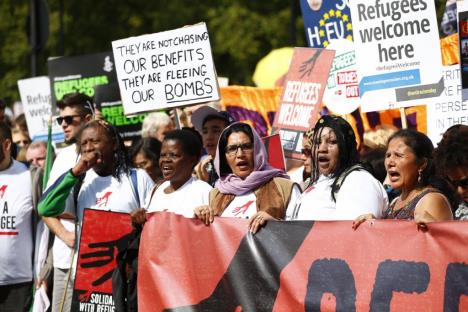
41, 92, 93, 312
434, 125, 468, 220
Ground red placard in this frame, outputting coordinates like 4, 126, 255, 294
72, 209, 133, 312
262, 133, 286, 172
272, 48, 335, 159
139, 212, 468, 311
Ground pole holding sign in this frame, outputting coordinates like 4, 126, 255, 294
112, 23, 220, 115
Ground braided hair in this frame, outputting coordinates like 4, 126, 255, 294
310, 115, 359, 201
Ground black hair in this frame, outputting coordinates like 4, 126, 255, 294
217, 123, 254, 176
360, 147, 386, 183
310, 115, 358, 200
434, 125, 468, 174
57, 92, 94, 116
0, 121, 12, 142
77, 120, 130, 181
388, 129, 434, 186
389, 129, 459, 211
129, 137, 162, 166
164, 129, 203, 162
182, 127, 203, 147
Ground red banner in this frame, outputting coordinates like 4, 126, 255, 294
72, 209, 133, 311
139, 212, 468, 311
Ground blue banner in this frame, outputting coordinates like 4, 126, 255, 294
299, 0, 354, 48
359, 69, 421, 97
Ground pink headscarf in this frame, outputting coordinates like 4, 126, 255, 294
214, 122, 289, 195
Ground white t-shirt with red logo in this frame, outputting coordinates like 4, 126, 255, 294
73, 168, 154, 221
146, 177, 212, 218
221, 185, 301, 220
0, 160, 33, 285
289, 171, 388, 220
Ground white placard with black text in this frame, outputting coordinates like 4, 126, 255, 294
112, 23, 220, 115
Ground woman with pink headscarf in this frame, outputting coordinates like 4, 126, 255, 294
194, 122, 301, 233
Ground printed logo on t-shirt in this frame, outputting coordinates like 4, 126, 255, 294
96, 192, 112, 208
304, 186, 315, 194
0, 184, 17, 235
0, 185, 7, 199
232, 200, 254, 217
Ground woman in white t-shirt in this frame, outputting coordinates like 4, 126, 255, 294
194, 122, 301, 233
131, 129, 212, 223
288, 115, 388, 221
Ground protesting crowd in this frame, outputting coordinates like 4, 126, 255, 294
1, 0, 468, 310
0, 90, 467, 311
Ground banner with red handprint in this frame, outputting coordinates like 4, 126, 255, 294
272, 48, 335, 159
71, 209, 133, 312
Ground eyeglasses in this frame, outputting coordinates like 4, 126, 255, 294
56, 115, 82, 125
301, 148, 312, 157
448, 177, 468, 188
225, 142, 254, 156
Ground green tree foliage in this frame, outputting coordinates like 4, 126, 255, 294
0, 0, 448, 105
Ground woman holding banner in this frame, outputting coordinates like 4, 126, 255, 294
353, 129, 454, 229
194, 122, 301, 234
131, 129, 212, 223
289, 115, 388, 221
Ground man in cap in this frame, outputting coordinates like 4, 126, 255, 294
191, 106, 234, 186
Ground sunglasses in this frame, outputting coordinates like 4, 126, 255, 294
301, 148, 312, 157
56, 115, 82, 125
448, 177, 468, 189
225, 142, 254, 155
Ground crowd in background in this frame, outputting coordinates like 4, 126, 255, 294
0, 93, 467, 311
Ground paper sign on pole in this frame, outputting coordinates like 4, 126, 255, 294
112, 23, 220, 115
323, 39, 361, 115
349, 0, 444, 112
427, 65, 468, 145
300, 0, 354, 48
272, 48, 335, 159
48, 52, 117, 115
17, 76, 64, 143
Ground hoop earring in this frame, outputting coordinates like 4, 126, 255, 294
418, 170, 422, 184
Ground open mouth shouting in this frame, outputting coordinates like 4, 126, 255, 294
161, 165, 174, 178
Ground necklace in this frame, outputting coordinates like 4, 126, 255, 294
392, 189, 421, 212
